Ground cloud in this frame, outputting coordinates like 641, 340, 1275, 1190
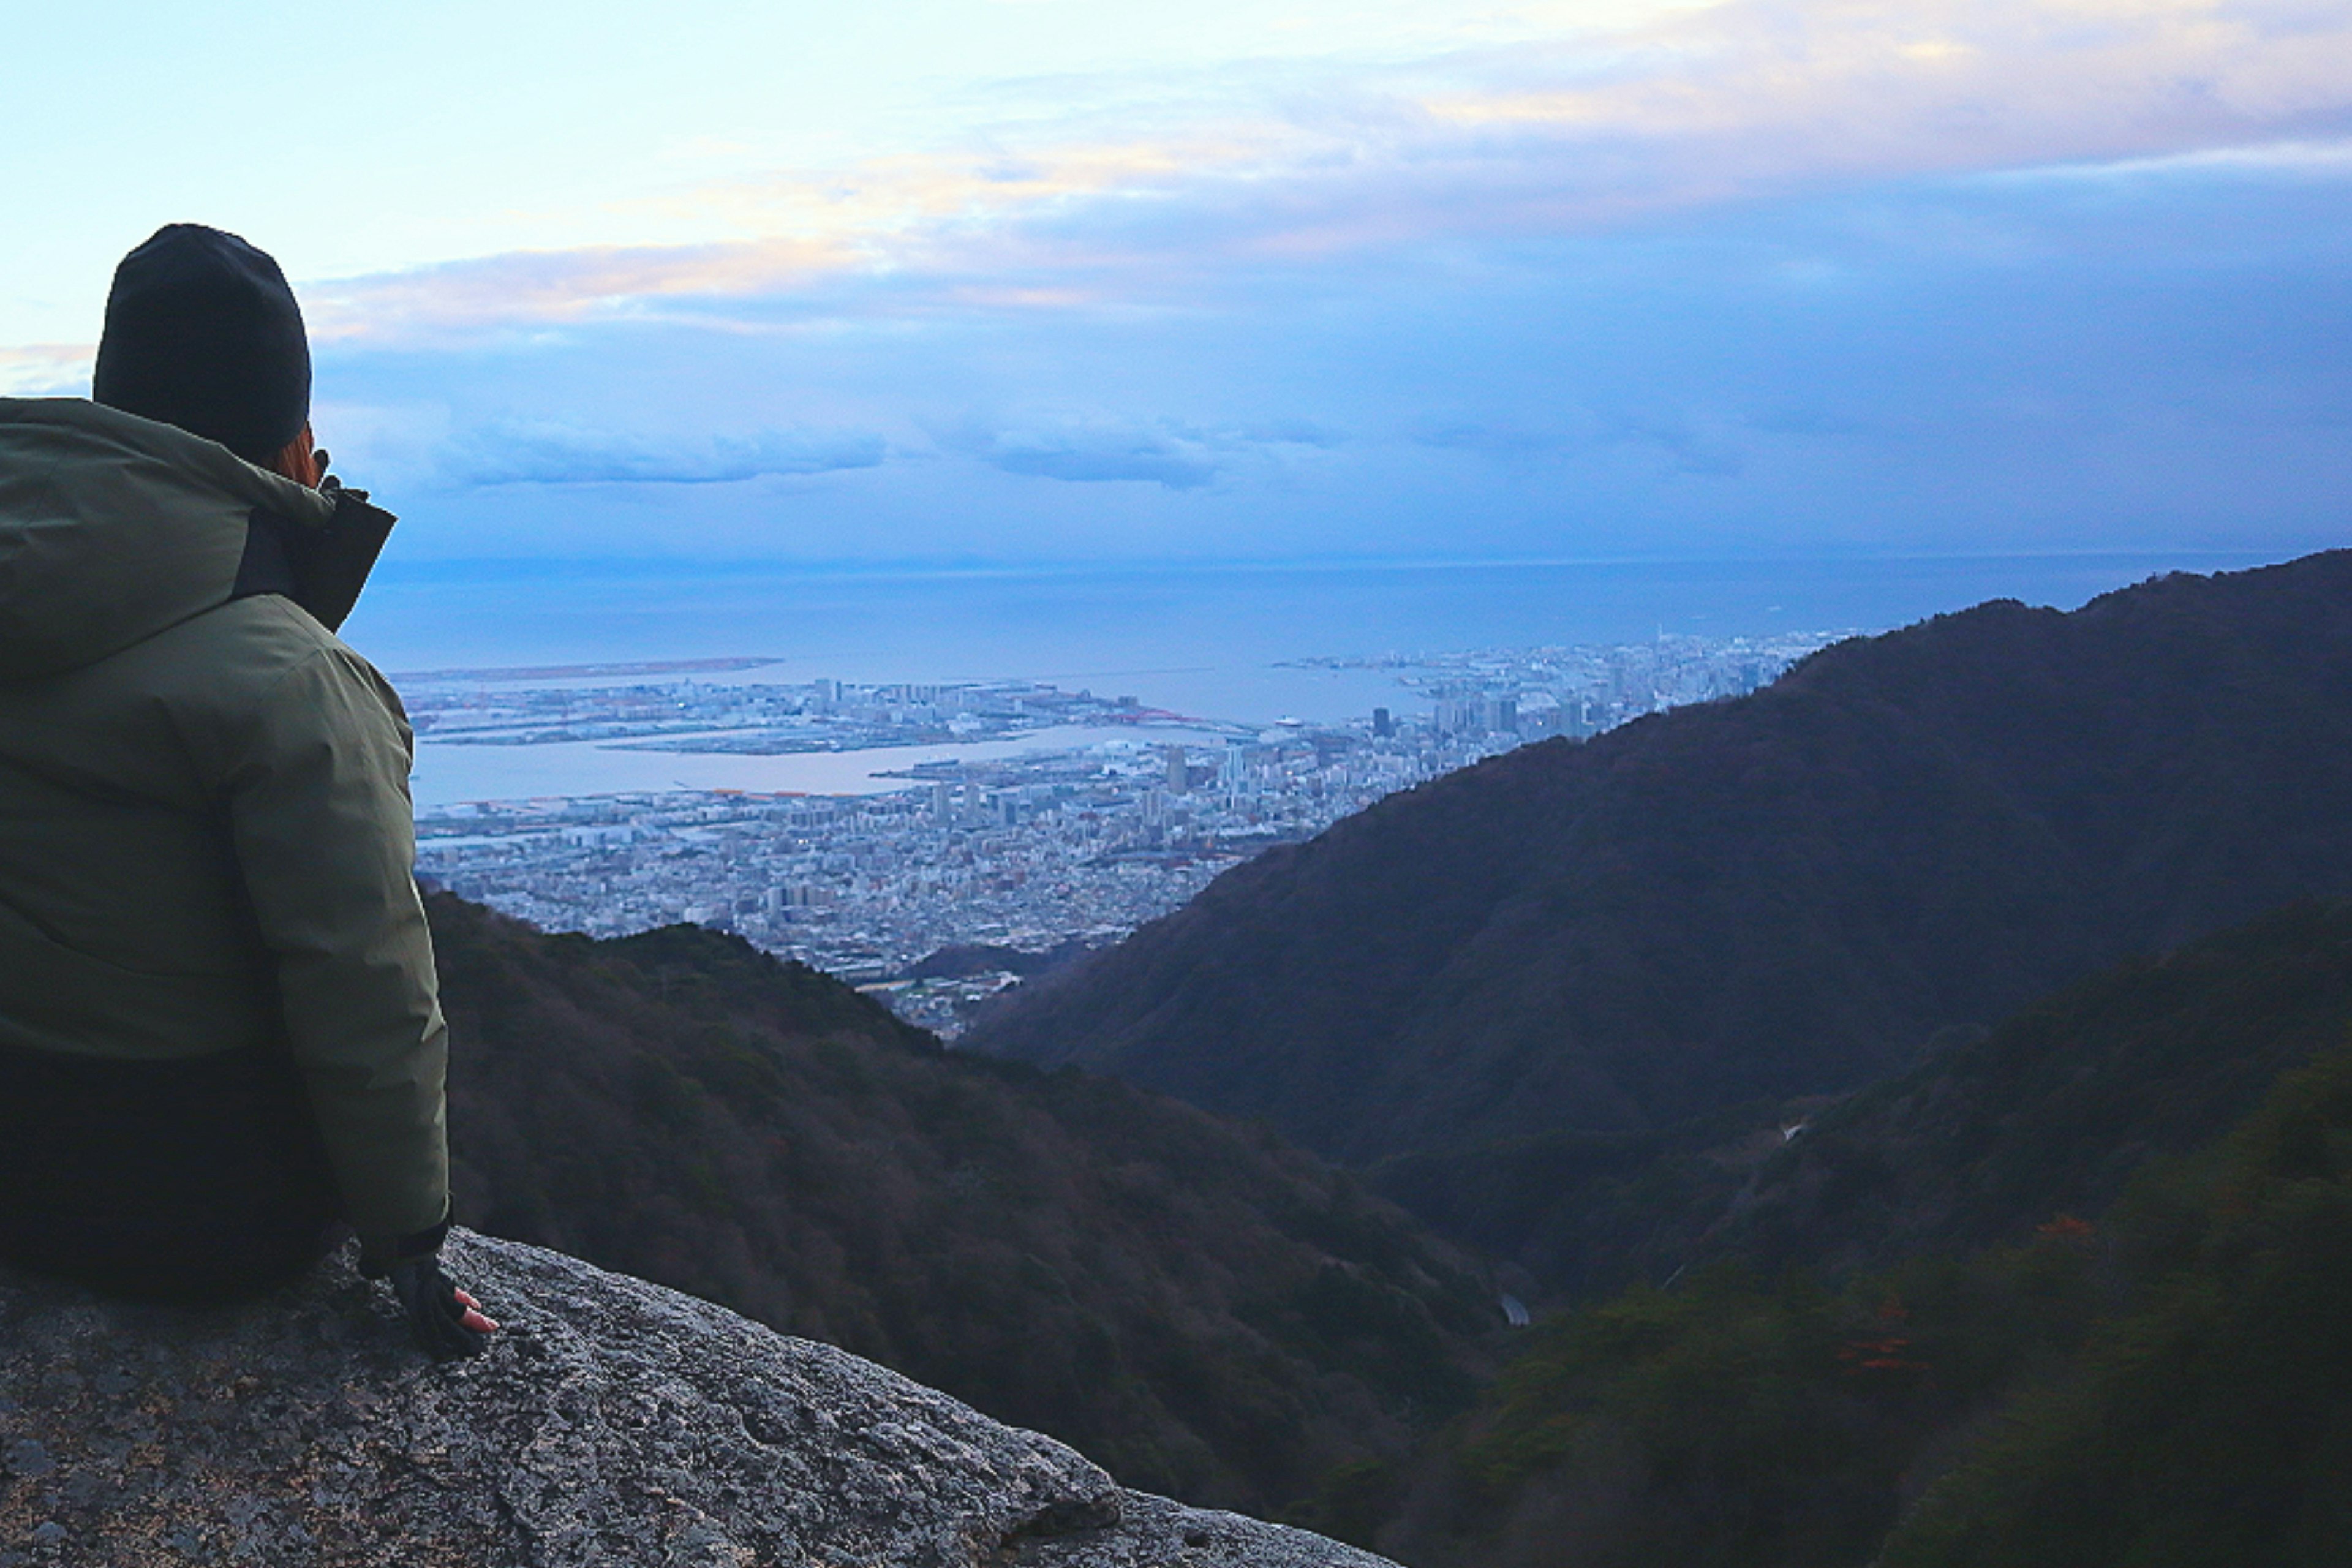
448, 421, 887, 486
1411, 420, 1572, 456
961, 418, 1226, 489
954, 415, 1338, 489
303, 240, 859, 342
1984, 134, 2352, 183
197, 2, 2348, 570
0, 344, 93, 396
1599, 409, 1748, 478
287, 0, 2352, 343
1410, 409, 1750, 474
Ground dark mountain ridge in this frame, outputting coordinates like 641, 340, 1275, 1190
968, 551, 2352, 1177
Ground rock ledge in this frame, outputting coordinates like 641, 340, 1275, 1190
0, 1231, 1393, 1567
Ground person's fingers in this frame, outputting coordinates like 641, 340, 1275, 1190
461, 1308, 499, 1333
453, 1288, 480, 1310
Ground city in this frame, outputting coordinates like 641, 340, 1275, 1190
410, 629, 1845, 1035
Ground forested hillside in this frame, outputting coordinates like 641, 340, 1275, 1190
1376, 901, 2352, 1295
968, 553, 2352, 1188
1354, 903, 2352, 1567
423, 894, 1496, 1518
1698, 899, 2352, 1278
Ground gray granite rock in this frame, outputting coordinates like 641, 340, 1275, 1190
0, 1231, 1396, 1568
1012, 1491, 1398, 1568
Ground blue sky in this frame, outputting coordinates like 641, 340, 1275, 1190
6, 0, 2348, 568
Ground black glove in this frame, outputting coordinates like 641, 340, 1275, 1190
386, 1255, 494, 1361
358, 1215, 492, 1360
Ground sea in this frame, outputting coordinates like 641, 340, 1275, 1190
342, 550, 2292, 807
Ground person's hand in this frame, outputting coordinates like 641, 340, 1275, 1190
386, 1255, 499, 1360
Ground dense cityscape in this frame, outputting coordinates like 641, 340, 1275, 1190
411, 629, 1844, 1035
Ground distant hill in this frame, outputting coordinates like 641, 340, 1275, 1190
425, 895, 1494, 1519
968, 552, 2352, 1183
1359, 902, 2352, 1567
1697, 898, 2352, 1277
1376, 900, 2352, 1295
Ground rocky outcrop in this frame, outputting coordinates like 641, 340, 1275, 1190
0, 1231, 1395, 1568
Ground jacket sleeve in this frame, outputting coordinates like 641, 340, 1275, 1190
219, 641, 448, 1246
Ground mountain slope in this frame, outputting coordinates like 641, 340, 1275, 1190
1877, 1036, 2352, 1568
423, 894, 1494, 1520
1366, 907, 2352, 1567
1379, 900, 2352, 1296
968, 552, 2352, 1170
1697, 899, 2352, 1279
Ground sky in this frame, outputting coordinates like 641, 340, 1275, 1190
5, 0, 2349, 570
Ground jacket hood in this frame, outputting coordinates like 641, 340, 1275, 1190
0, 398, 344, 680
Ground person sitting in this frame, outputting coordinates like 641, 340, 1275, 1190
0, 224, 494, 1358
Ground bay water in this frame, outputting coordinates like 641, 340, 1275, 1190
349, 550, 2285, 805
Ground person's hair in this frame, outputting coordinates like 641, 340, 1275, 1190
262, 428, 320, 488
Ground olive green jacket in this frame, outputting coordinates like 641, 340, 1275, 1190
0, 397, 446, 1244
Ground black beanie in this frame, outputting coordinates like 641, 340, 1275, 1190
92, 224, 311, 464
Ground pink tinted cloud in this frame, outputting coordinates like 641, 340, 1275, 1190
307, 0, 2352, 340
0, 345, 94, 396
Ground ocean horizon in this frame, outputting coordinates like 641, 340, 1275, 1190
355, 549, 2293, 683
362, 548, 2301, 804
